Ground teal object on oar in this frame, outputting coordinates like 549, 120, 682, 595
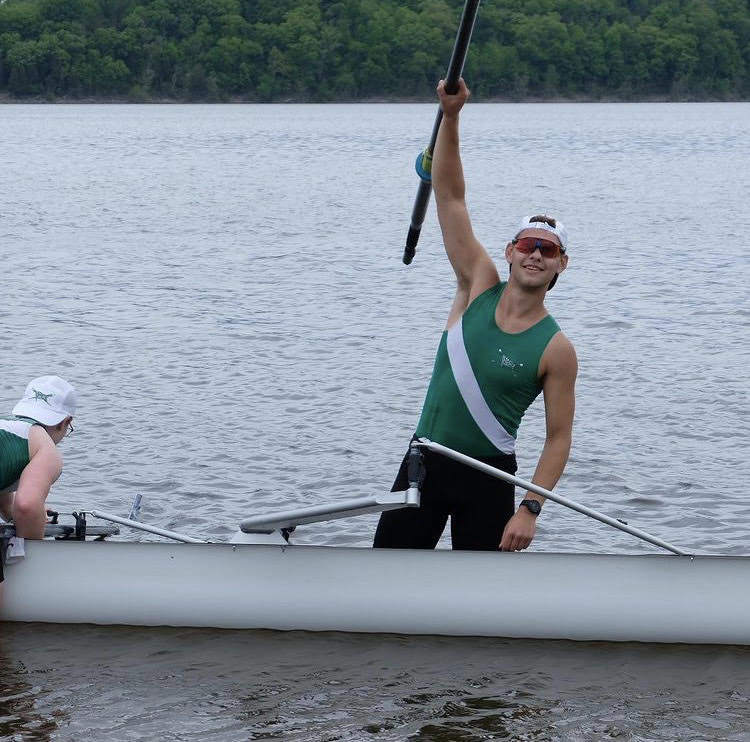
415, 148, 433, 183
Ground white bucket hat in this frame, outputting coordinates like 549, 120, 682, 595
515, 215, 568, 251
12, 376, 77, 426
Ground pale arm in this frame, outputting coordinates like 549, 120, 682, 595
13, 427, 62, 538
500, 333, 578, 551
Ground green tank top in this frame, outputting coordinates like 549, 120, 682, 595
0, 418, 33, 491
415, 282, 561, 456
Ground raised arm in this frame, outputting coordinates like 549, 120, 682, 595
433, 79, 498, 325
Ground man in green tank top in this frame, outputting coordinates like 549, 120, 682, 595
1, 376, 77, 589
374, 78, 577, 552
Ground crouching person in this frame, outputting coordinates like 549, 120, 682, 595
0, 376, 77, 545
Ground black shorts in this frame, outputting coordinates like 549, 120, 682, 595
373, 440, 518, 551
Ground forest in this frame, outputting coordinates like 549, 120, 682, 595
0, 0, 748, 101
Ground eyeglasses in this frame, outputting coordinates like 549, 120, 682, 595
65, 421, 74, 437
512, 237, 564, 259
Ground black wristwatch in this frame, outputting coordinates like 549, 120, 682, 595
519, 499, 542, 516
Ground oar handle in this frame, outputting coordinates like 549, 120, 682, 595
402, 0, 482, 265
443, 0, 480, 94
416, 438, 691, 556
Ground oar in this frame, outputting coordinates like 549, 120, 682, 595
402, 0, 482, 265
416, 438, 691, 556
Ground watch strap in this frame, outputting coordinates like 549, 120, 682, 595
519, 499, 542, 516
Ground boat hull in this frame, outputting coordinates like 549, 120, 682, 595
1, 540, 748, 644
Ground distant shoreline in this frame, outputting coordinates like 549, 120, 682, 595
1, 93, 747, 104
3, 0, 747, 109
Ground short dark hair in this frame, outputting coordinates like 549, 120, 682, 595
529, 214, 557, 228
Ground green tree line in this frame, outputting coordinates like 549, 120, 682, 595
0, 0, 748, 100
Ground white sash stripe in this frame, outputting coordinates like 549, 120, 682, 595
446, 317, 516, 455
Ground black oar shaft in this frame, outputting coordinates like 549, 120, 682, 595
403, 0, 481, 265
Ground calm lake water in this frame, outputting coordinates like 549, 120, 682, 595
1, 102, 749, 740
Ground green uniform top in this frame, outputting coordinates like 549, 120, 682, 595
415, 281, 561, 457
0, 418, 34, 491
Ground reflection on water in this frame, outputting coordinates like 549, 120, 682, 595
2, 623, 750, 741
363, 692, 551, 742
0, 638, 60, 741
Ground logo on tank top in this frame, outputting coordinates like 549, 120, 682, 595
493, 348, 523, 376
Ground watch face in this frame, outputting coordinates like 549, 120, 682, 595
521, 500, 541, 515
